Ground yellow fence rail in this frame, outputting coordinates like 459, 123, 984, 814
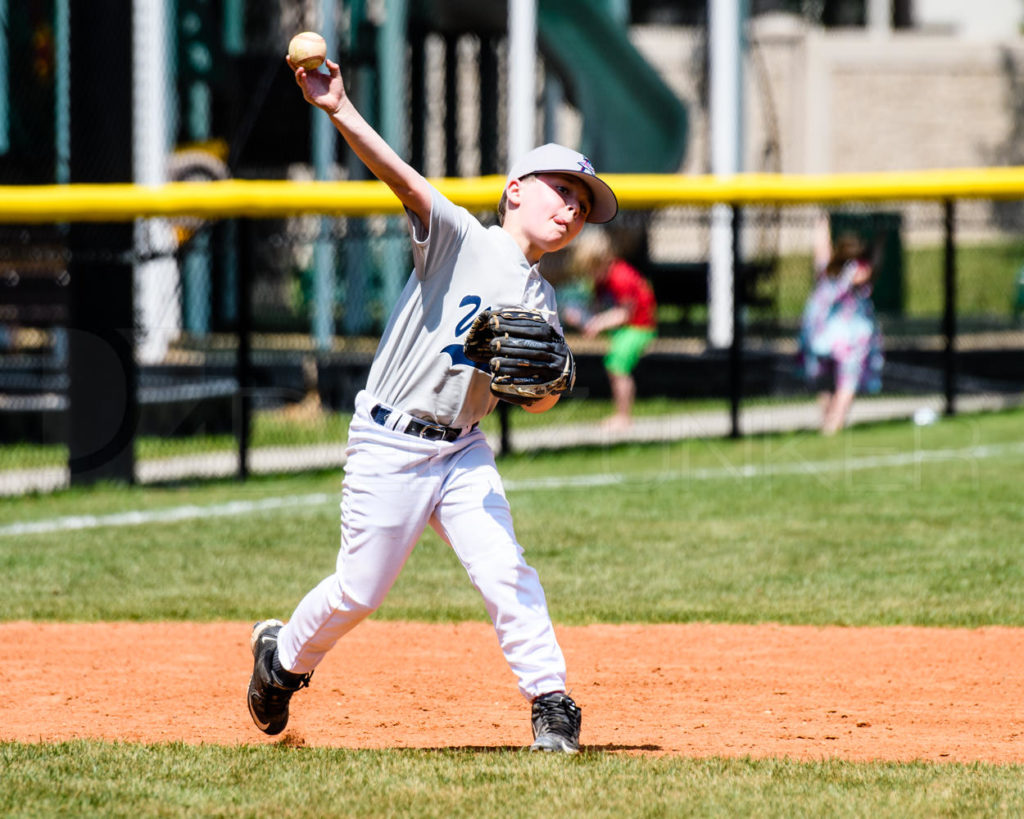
3, 167, 1024, 223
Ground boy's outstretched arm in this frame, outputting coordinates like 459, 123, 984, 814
287, 56, 433, 225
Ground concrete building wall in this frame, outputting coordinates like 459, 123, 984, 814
629, 15, 1024, 177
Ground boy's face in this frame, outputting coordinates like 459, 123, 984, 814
511, 173, 592, 254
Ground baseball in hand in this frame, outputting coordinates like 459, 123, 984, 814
288, 31, 326, 71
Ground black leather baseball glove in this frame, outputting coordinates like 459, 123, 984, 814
463, 308, 576, 405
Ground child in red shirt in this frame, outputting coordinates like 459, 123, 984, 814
565, 230, 657, 430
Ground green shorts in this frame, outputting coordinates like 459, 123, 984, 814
604, 326, 656, 376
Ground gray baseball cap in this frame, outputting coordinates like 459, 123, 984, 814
505, 143, 618, 224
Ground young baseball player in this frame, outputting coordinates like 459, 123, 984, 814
246, 53, 618, 752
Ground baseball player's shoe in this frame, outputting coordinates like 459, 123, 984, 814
246, 619, 312, 735
529, 692, 581, 753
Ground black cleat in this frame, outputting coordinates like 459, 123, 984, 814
529, 692, 581, 753
246, 619, 312, 735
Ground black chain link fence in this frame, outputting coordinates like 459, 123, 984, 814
3, 198, 1024, 492
2, 3, 1024, 491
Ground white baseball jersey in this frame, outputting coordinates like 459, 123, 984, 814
366, 184, 563, 429
274, 183, 570, 702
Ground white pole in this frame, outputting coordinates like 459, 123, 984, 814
508, 0, 537, 163
867, 0, 891, 37
133, 0, 179, 364
708, 0, 743, 348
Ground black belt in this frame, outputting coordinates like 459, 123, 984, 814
371, 404, 466, 443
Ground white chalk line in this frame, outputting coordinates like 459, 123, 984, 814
504, 440, 1024, 489
0, 493, 337, 538
2, 441, 1021, 538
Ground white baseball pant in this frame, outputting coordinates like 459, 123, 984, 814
275, 390, 568, 700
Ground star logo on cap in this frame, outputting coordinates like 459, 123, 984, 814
577, 157, 595, 176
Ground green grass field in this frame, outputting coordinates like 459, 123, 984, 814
3, 408, 1024, 816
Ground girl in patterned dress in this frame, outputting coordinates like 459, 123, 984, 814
798, 215, 884, 435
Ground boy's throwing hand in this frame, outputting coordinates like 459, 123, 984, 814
286, 56, 346, 116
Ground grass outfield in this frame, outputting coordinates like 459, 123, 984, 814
2, 409, 1023, 815
3, 408, 1022, 626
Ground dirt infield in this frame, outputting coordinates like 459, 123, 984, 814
2, 621, 1021, 763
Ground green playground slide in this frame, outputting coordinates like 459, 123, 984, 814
537, 0, 688, 173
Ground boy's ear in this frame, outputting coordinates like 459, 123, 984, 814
505, 177, 524, 208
